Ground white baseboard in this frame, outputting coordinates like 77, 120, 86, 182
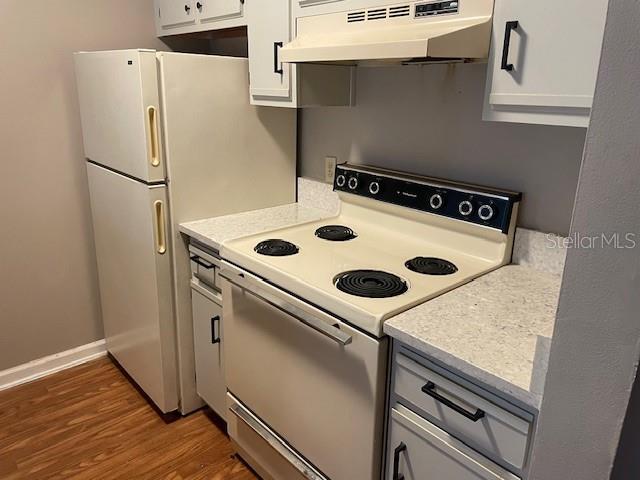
0, 339, 107, 391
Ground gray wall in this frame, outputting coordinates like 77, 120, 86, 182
529, 0, 640, 477
0, 0, 166, 370
299, 63, 586, 235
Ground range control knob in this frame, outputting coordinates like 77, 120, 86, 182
336, 174, 346, 187
458, 200, 473, 217
478, 204, 495, 221
347, 176, 359, 190
429, 193, 444, 210
369, 181, 381, 195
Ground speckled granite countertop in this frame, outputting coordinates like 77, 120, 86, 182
179, 203, 332, 251
179, 178, 339, 251
384, 262, 562, 411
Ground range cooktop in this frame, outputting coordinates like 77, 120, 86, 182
221, 164, 521, 337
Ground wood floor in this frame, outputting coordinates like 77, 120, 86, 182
0, 357, 258, 480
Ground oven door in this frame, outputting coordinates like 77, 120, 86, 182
220, 261, 388, 480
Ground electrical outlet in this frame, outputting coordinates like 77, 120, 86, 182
325, 156, 337, 184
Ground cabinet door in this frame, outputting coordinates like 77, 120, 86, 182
197, 0, 242, 22
87, 163, 178, 414
74, 50, 164, 183
192, 286, 226, 419
247, 0, 292, 103
386, 406, 519, 480
157, 0, 196, 28
484, 0, 608, 127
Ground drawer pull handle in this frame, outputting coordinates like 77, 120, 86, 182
392, 442, 406, 480
273, 41, 284, 75
190, 256, 214, 269
211, 315, 221, 344
421, 381, 486, 422
500, 20, 519, 71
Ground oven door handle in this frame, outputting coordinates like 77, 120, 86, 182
219, 268, 353, 346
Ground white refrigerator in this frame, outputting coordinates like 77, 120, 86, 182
74, 49, 296, 414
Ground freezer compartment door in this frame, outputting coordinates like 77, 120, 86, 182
75, 50, 164, 183
87, 162, 177, 413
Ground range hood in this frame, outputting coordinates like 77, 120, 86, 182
280, 0, 494, 64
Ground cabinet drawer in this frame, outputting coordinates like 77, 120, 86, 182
387, 405, 519, 480
192, 287, 225, 418
189, 244, 221, 291
393, 351, 531, 470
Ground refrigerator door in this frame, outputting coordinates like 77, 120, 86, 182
157, 52, 296, 414
75, 50, 164, 183
87, 162, 178, 413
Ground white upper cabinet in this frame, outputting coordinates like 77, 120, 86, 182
197, 0, 243, 23
152, 0, 353, 107
483, 0, 608, 127
247, 1, 294, 103
154, 0, 245, 36
246, 0, 353, 107
157, 0, 196, 29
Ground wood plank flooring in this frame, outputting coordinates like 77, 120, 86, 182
0, 357, 258, 480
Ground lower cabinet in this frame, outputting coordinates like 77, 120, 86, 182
386, 343, 534, 480
387, 405, 519, 480
191, 282, 226, 419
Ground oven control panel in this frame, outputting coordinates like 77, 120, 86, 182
415, 1, 459, 17
334, 164, 521, 233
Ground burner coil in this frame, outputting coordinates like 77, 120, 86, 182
315, 225, 357, 242
405, 257, 458, 275
335, 270, 408, 298
254, 239, 299, 257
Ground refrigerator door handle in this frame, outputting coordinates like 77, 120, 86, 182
154, 200, 167, 255
147, 106, 160, 167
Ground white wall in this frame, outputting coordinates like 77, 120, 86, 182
529, 0, 640, 477
299, 63, 587, 235
0, 0, 166, 370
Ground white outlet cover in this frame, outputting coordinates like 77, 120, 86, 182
325, 156, 337, 183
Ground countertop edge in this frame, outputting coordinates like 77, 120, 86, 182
384, 322, 542, 411
178, 223, 223, 251
178, 203, 333, 253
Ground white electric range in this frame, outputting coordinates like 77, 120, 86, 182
219, 164, 521, 480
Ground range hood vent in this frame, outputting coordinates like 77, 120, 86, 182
347, 5, 411, 23
367, 8, 388, 20
347, 11, 366, 22
389, 5, 411, 18
281, 0, 494, 65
